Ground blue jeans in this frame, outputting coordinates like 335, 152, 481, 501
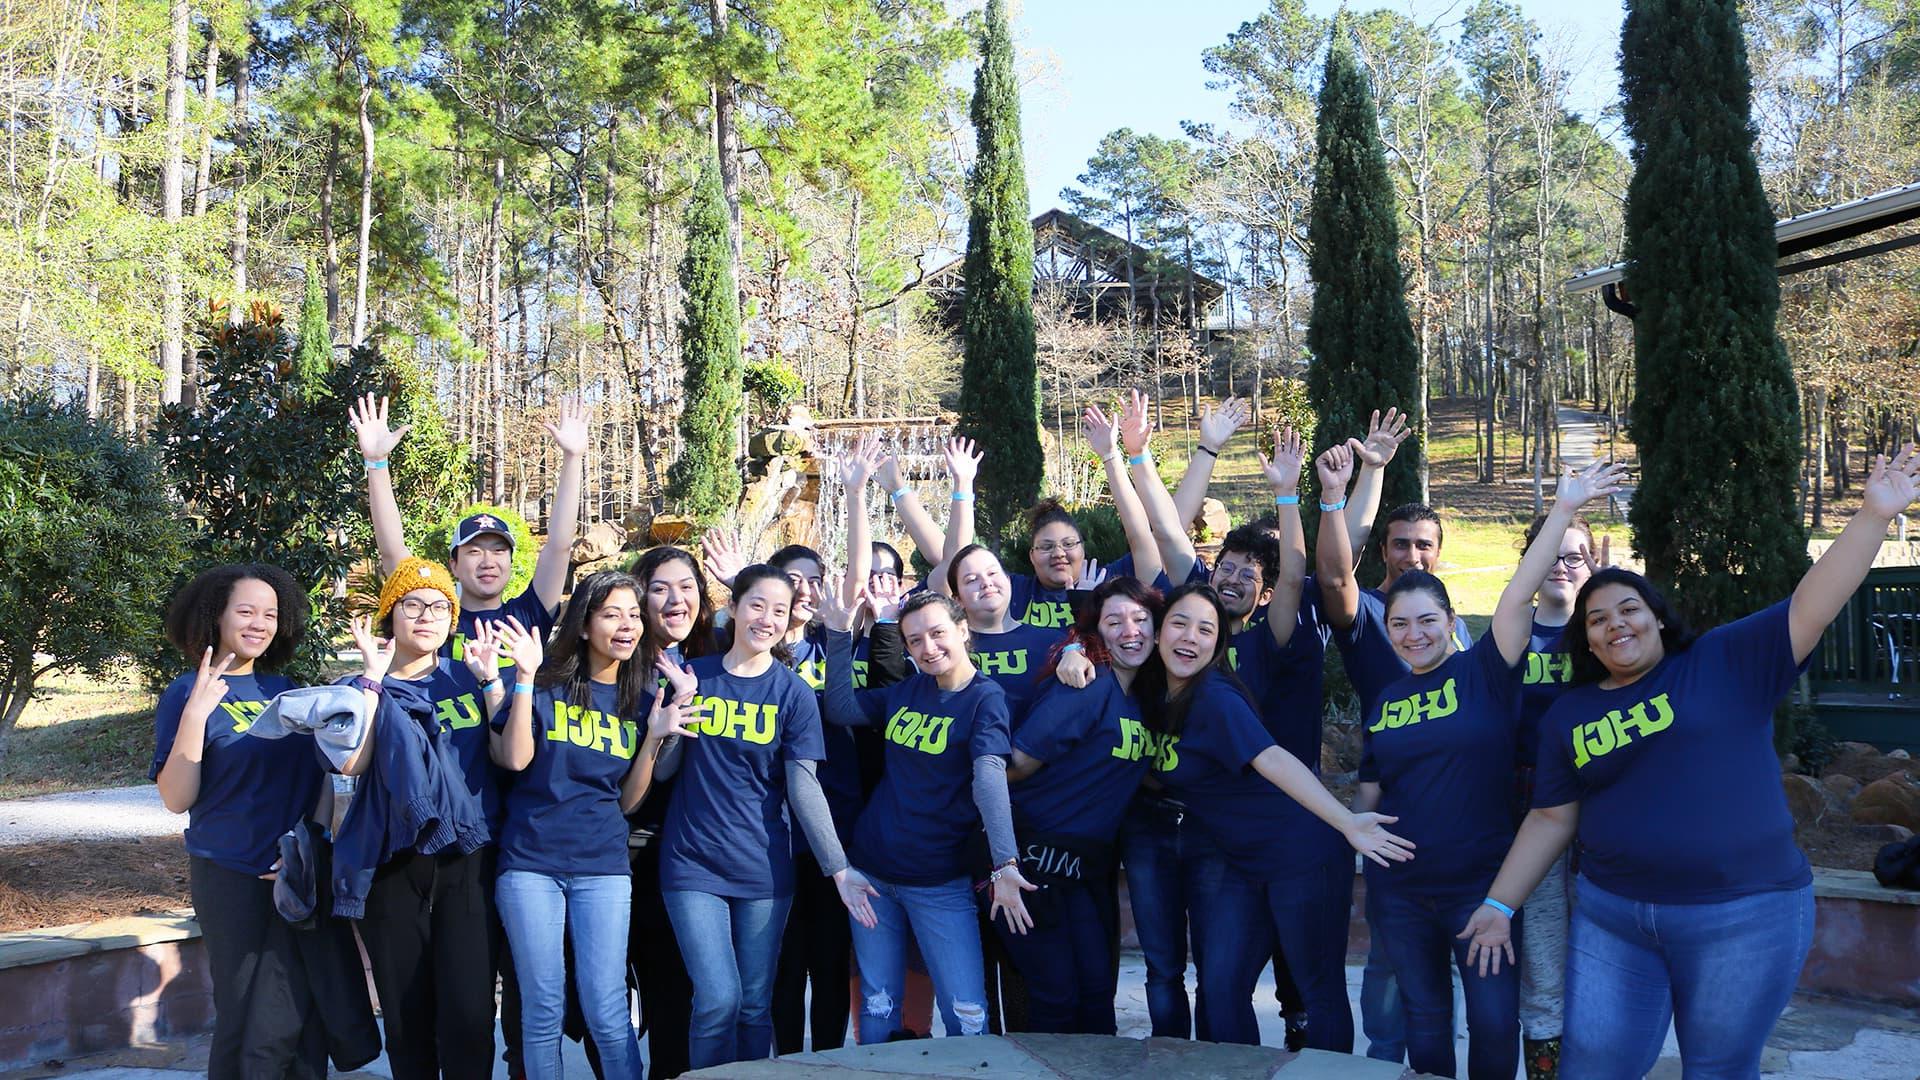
1118, 795, 1211, 1038
1191, 854, 1355, 1051
1361, 882, 1408, 1062
495, 871, 640, 1080
995, 877, 1117, 1035
848, 875, 988, 1043
1370, 883, 1518, 1079
1563, 876, 1814, 1079
661, 890, 792, 1069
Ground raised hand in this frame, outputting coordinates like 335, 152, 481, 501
1074, 558, 1108, 591
352, 614, 397, 683
943, 436, 982, 490
874, 453, 906, 495
1198, 397, 1250, 452
654, 654, 698, 704
1457, 905, 1516, 977
1259, 425, 1306, 495
1348, 407, 1412, 469
543, 398, 592, 458
349, 393, 410, 460
864, 576, 904, 623
1554, 460, 1630, 512
816, 580, 860, 633
1344, 811, 1416, 868
1118, 388, 1154, 457
1862, 442, 1920, 520
833, 867, 881, 930
648, 695, 701, 740
990, 864, 1040, 935
1315, 443, 1356, 502
184, 647, 237, 724
494, 616, 544, 677
838, 433, 884, 491
1082, 404, 1120, 460
701, 531, 746, 590
460, 619, 501, 681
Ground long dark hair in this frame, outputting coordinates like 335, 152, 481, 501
163, 563, 308, 670
631, 546, 717, 674
537, 571, 650, 718
1133, 582, 1250, 737
1383, 569, 1454, 620
1565, 568, 1697, 685
1049, 576, 1164, 676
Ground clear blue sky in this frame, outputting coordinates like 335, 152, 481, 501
1010, 0, 1628, 213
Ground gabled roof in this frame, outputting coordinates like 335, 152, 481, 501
917, 208, 1226, 315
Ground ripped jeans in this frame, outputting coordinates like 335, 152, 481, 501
848, 874, 988, 1043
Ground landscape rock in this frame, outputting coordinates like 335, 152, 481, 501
1892, 749, 1912, 760
1781, 754, 1802, 775
1851, 823, 1915, 845
1824, 742, 1919, 785
571, 520, 628, 564
1852, 772, 1920, 832
1784, 773, 1841, 827
1821, 773, 1864, 807
1194, 498, 1232, 543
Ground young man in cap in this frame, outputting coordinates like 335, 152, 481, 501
350, 394, 590, 662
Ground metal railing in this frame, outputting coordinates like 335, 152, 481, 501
1813, 565, 1920, 694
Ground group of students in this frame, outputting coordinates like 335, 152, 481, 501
150, 387, 1920, 1080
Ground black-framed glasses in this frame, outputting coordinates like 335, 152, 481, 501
1552, 553, 1589, 570
1032, 538, 1084, 555
398, 598, 453, 620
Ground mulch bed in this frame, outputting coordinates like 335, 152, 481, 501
0, 837, 192, 933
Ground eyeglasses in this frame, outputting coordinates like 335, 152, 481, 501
1032, 538, 1084, 555
1214, 564, 1260, 584
398, 598, 453, 620
1552, 553, 1589, 570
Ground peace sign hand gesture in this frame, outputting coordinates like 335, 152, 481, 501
184, 647, 237, 727
351, 615, 397, 683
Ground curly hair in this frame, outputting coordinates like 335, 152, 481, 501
163, 563, 309, 670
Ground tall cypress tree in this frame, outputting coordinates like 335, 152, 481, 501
1303, 27, 1423, 559
1622, 0, 1806, 627
667, 156, 745, 524
293, 258, 332, 399
957, 0, 1041, 542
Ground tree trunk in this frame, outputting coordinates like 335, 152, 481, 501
489, 148, 507, 503
160, 0, 189, 406
708, 0, 742, 290
351, 83, 375, 346
1812, 384, 1828, 531
193, 32, 216, 218
320, 124, 342, 326
841, 192, 864, 414
229, 33, 249, 318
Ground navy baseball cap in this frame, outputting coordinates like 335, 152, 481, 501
450, 513, 515, 553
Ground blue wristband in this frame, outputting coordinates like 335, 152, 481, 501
1274, 494, 1300, 506
1127, 452, 1150, 467
1318, 498, 1347, 513
512, 681, 534, 695
364, 459, 388, 470
888, 486, 912, 501
951, 490, 973, 502
1061, 642, 1085, 654
1481, 897, 1516, 918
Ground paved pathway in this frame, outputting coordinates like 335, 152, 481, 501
1557, 404, 1635, 515
0, 784, 179, 846
21, 957, 1920, 1078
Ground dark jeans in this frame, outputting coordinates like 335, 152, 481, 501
359, 846, 500, 1080
1191, 855, 1355, 1051
630, 841, 694, 1078
994, 877, 1118, 1035
1117, 795, 1208, 1039
193, 853, 378, 1068
772, 850, 852, 1053
1362, 884, 1408, 1062
1370, 883, 1519, 1080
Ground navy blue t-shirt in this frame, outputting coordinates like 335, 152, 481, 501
786, 628, 862, 852
969, 622, 1066, 727
151, 670, 320, 875
1229, 578, 1331, 770
827, 631, 1013, 886
495, 680, 641, 876
1360, 632, 1524, 896
449, 588, 556, 667
1339, 585, 1476, 718
1517, 618, 1574, 778
381, 657, 498, 835
662, 655, 826, 898
1533, 600, 1812, 904
1154, 675, 1346, 882
1011, 677, 1157, 843
1006, 572, 1075, 631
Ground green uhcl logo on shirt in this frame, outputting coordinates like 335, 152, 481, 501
1020, 600, 1073, 630
1112, 716, 1178, 771
1525, 651, 1572, 686
971, 648, 1029, 677
690, 695, 780, 745
547, 700, 639, 759
885, 706, 953, 754
1370, 678, 1458, 733
1570, 693, 1674, 768
218, 699, 267, 733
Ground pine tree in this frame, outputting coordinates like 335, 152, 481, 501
1621, 0, 1806, 627
1304, 27, 1423, 562
293, 258, 332, 398
956, 0, 1041, 543
666, 155, 744, 524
